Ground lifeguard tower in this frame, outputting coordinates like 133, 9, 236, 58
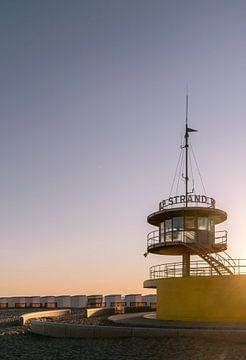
144, 97, 246, 322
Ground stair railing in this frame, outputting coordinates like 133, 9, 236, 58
184, 242, 234, 275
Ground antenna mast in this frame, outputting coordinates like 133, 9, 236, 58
185, 95, 189, 207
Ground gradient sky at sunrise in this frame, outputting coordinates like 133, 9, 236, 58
1, 0, 246, 296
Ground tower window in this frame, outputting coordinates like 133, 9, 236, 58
165, 219, 172, 232
160, 222, 165, 242
185, 216, 195, 229
198, 217, 208, 230
173, 217, 184, 231
208, 219, 215, 232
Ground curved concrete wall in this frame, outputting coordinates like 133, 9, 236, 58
30, 320, 176, 338
20, 309, 71, 326
29, 320, 246, 338
86, 307, 115, 318
153, 275, 246, 322
29, 321, 173, 338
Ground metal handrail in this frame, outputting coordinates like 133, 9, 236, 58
184, 241, 235, 275
223, 251, 237, 267
214, 230, 228, 244
186, 235, 235, 273
147, 229, 227, 249
213, 252, 236, 272
149, 259, 246, 279
147, 230, 159, 247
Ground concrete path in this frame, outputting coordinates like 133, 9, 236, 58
109, 312, 246, 330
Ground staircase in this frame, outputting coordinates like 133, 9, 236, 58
184, 242, 236, 275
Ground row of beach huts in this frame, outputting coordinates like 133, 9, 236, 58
0, 294, 156, 309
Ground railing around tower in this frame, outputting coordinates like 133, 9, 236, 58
147, 229, 227, 250
149, 259, 246, 279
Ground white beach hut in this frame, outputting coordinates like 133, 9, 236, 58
7, 297, 16, 308
124, 294, 144, 307
104, 295, 123, 308
0, 298, 8, 309
26, 296, 41, 308
55, 296, 71, 308
41, 296, 57, 308
14, 297, 26, 308
71, 295, 87, 308
87, 295, 104, 308
142, 294, 157, 307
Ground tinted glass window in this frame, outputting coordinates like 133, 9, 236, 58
160, 222, 165, 242
165, 232, 172, 242
165, 219, 172, 232
209, 219, 215, 232
173, 217, 184, 231
184, 231, 196, 243
185, 217, 195, 229
198, 217, 208, 230
173, 231, 183, 242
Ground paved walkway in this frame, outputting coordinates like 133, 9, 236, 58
2, 310, 246, 359
109, 312, 246, 330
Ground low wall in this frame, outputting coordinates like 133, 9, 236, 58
29, 320, 246, 338
86, 308, 115, 318
86, 306, 153, 318
20, 309, 71, 326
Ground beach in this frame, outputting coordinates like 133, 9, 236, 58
1, 309, 246, 359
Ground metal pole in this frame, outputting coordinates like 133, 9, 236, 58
185, 95, 189, 207
182, 253, 190, 277
184, 95, 190, 276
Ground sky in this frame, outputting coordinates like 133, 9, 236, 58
1, 0, 246, 296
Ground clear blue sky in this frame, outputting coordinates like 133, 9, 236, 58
1, 0, 246, 295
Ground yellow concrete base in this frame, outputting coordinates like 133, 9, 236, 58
144, 275, 246, 322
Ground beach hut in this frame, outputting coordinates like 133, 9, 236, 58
71, 295, 87, 308
104, 295, 123, 308
142, 294, 157, 307
0, 298, 8, 309
6, 297, 16, 308
14, 297, 26, 308
55, 296, 71, 308
41, 296, 57, 308
87, 295, 104, 308
124, 294, 144, 307
26, 296, 41, 308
